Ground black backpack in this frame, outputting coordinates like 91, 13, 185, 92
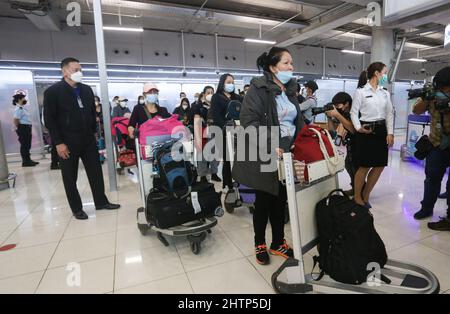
314, 190, 388, 285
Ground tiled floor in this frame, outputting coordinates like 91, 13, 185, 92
0, 147, 449, 294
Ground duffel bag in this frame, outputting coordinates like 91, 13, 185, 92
146, 182, 221, 229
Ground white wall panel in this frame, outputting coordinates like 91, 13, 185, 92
142, 31, 182, 66
185, 34, 215, 68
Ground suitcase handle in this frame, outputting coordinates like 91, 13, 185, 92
326, 189, 349, 206
174, 186, 192, 199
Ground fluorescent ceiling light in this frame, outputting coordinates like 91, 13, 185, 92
103, 26, 144, 32
408, 58, 427, 62
244, 38, 276, 45
341, 49, 365, 55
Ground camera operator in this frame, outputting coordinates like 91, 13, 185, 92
326, 92, 356, 196
299, 81, 319, 125
413, 66, 450, 231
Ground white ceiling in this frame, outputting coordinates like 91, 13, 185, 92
1, 0, 450, 62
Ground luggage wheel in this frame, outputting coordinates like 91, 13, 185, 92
187, 232, 207, 255
225, 203, 235, 214
190, 242, 201, 255
157, 232, 170, 247
136, 208, 150, 236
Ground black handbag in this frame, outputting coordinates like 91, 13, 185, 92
414, 135, 434, 160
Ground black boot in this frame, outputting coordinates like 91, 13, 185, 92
22, 161, 37, 167
73, 210, 89, 220
211, 174, 222, 182
428, 216, 450, 231
414, 208, 433, 220
438, 192, 448, 199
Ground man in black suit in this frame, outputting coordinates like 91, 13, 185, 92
44, 57, 120, 220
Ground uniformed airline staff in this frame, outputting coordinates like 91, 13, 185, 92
351, 62, 395, 209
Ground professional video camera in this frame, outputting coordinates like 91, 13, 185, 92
407, 82, 435, 101
312, 102, 335, 116
435, 96, 450, 111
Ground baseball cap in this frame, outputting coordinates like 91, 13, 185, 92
143, 82, 159, 93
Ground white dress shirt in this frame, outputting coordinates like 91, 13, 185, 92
351, 83, 394, 135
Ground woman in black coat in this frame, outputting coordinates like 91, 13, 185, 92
232, 47, 304, 265
173, 97, 192, 126
209, 73, 242, 190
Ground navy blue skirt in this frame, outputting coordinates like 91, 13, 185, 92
354, 122, 388, 168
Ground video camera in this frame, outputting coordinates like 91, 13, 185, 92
407, 82, 435, 101
408, 82, 450, 112
312, 102, 335, 116
435, 96, 450, 111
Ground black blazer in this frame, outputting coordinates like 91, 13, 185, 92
44, 79, 97, 146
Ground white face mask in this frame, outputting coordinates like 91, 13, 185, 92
70, 71, 83, 83
182, 104, 188, 110
139, 99, 145, 105
205, 94, 213, 103
120, 102, 127, 108
194, 97, 199, 102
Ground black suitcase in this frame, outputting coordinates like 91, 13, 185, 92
146, 183, 221, 229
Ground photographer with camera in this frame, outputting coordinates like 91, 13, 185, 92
326, 92, 356, 196
299, 81, 319, 124
350, 62, 395, 209
412, 66, 450, 231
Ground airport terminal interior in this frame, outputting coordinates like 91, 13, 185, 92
0, 0, 449, 295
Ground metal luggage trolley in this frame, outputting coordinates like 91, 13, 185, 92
135, 135, 221, 255
223, 124, 255, 214
272, 153, 440, 294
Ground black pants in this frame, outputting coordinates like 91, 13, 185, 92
59, 138, 108, 213
421, 147, 450, 215
51, 143, 59, 165
218, 131, 233, 189
16, 124, 32, 163
254, 184, 287, 247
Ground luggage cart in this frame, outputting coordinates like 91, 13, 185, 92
135, 135, 222, 255
272, 153, 440, 294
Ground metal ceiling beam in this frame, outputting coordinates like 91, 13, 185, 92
277, 5, 368, 47
127, 0, 309, 26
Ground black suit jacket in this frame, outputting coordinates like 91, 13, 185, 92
44, 79, 97, 146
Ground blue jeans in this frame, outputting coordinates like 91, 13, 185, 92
421, 147, 450, 213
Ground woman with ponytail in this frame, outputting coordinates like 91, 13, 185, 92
350, 62, 395, 209
232, 47, 304, 265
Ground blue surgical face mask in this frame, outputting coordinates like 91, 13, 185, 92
146, 94, 158, 104
224, 84, 235, 93
276, 71, 294, 84
378, 74, 388, 86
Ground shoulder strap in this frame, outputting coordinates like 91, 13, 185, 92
311, 256, 325, 281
